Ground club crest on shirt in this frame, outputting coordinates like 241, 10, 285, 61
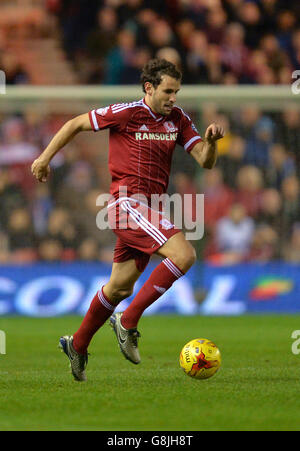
164, 121, 178, 133
96, 106, 109, 116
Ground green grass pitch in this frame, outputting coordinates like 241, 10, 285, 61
0, 314, 300, 431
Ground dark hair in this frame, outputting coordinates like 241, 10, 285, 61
141, 58, 182, 93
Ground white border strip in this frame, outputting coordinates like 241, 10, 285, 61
98, 289, 115, 311
123, 201, 167, 246
163, 258, 183, 278
184, 135, 202, 151
124, 200, 167, 243
91, 110, 99, 131
112, 100, 143, 114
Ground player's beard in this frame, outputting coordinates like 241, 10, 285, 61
156, 101, 173, 116
150, 94, 173, 116
163, 103, 173, 115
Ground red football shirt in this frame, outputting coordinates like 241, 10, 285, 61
88, 98, 202, 200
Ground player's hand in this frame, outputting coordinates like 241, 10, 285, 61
31, 157, 50, 183
205, 123, 225, 143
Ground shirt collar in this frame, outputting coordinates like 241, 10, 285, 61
142, 98, 164, 122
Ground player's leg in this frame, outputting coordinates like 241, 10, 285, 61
108, 200, 196, 364
103, 259, 142, 304
60, 259, 142, 381
108, 253, 151, 364
154, 231, 197, 272
72, 259, 142, 354
120, 231, 196, 330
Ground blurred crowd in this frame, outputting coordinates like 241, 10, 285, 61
43, 0, 300, 85
1, 101, 300, 265
2, 0, 299, 85
1, 0, 300, 265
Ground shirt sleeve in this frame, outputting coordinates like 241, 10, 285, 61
88, 104, 130, 132
176, 109, 203, 153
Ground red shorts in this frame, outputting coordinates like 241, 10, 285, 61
107, 197, 181, 272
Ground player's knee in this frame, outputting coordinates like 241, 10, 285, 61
182, 246, 197, 271
170, 246, 196, 273
110, 285, 134, 303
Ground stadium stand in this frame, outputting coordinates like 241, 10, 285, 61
1, 0, 300, 264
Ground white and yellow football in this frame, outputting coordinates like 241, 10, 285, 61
179, 338, 221, 380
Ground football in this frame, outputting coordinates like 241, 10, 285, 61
179, 338, 221, 379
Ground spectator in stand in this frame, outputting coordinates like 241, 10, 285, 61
178, 0, 209, 28
0, 116, 39, 197
283, 224, 300, 263
54, 160, 98, 214
115, 0, 144, 27
204, 6, 227, 45
172, 172, 198, 227
1, 54, 29, 84
103, 28, 137, 84
214, 203, 255, 263
45, 208, 80, 260
275, 105, 300, 175
201, 102, 219, 130
0, 168, 26, 228
280, 175, 300, 239
38, 237, 63, 262
259, 34, 290, 79
7, 208, 36, 263
258, 0, 279, 34
276, 9, 297, 53
255, 65, 277, 85
222, 0, 246, 23
121, 46, 152, 84
73, 188, 114, 250
236, 1, 264, 49
247, 224, 279, 262
243, 116, 274, 170
232, 105, 274, 169
156, 47, 182, 72
235, 165, 264, 218
86, 6, 118, 61
247, 49, 270, 84
256, 188, 283, 237
147, 18, 178, 56
232, 103, 261, 140
0, 229, 10, 263
84, 6, 118, 83
290, 28, 300, 69
278, 66, 294, 84
175, 18, 196, 62
206, 44, 230, 84
77, 237, 100, 262
217, 136, 246, 189
185, 31, 209, 84
266, 143, 296, 190
31, 184, 53, 237
135, 8, 160, 44
201, 167, 234, 228
48, 141, 81, 199
220, 22, 250, 81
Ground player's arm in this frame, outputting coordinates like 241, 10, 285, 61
190, 122, 224, 169
31, 113, 92, 182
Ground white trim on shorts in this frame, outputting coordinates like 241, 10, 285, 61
121, 200, 168, 247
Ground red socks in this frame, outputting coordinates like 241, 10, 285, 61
121, 258, 184, 329
72, 258, 184, 353
73, 287, 115, 354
